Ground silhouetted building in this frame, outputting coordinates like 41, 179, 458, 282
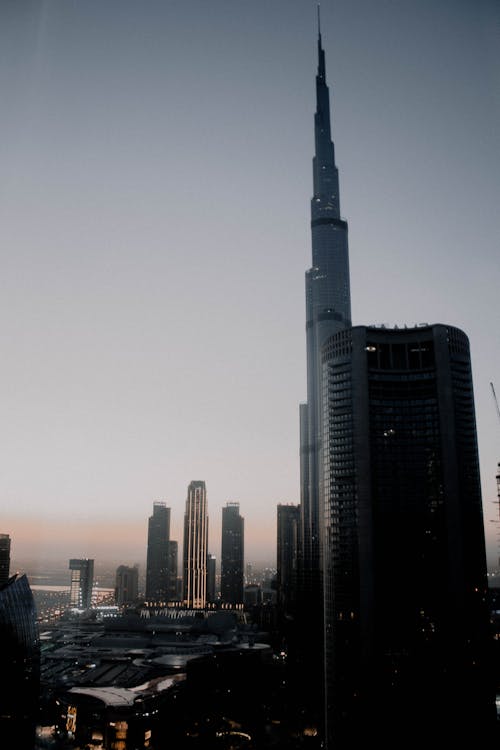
145, 501, 170, 602
221, 502, 244, 605
206, 553, 216, 603
322, 324, 495, 745
168, 540, 178, 601
115, 565, 139, 606
0, 533, 11, 587
183, 481, 208, 608
0, 574, 40, 748
69, 558, 94, 609
277, 504, 299, 614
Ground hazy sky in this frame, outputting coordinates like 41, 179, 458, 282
1, 0, 499, 571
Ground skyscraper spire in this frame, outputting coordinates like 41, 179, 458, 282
299, 9, 351, 651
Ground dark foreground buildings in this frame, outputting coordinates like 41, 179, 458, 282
0, 573, 40, 748
321, 324, 495, 744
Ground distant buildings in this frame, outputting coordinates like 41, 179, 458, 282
69, 558, 94, 609
183, 481, 208, 608
0, 533, 11, 587
206, 553, 217, 603
168, 540, 179, 601
145, 501, 170, 602
115, 565, 139, 606
221, 502, 244, 605
276, 504, 299, 614
321, 324, 495, 744
0, 573, 40, 748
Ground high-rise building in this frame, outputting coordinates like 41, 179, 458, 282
321, 324, 495, 745
276, 504, 299, 614
206, 553, 217, 603
168, 540, 179, 601
0, 573, 40, 748
0, 533, 11, 587
299, 14, 351, 623
115, 565, 139, 606
183, 480, 208, 608
69, 558, 94, 609
145, 501, 170, 602
221, 502, 244, 605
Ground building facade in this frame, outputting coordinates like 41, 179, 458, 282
221, 502, 244, 605
0, 574, 40, 748
0, 533, 11, 587
183, 481, 208, 608
276, 504, 299, 614
321, 324, 494, 744
69, 558, 94, 609
145, 502, 170, 602
115, 565, 139, 607
168, 540, 179, 601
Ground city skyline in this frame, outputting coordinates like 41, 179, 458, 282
1, 1, 499, 570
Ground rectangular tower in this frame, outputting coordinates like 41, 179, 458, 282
115, 564, 139, 606
145, 501, 170, 603
221, 502, 244, 606
183, 481, 208, 609
69, 558, 94, 609
276, 504, 299, 614
321, 324, 494, 745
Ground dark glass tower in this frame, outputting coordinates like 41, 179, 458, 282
221, 502, 244, 605
145, 502, 170, 602
0, 574, 40, 749
300, 18, 351, 605
322, 325, 495, 745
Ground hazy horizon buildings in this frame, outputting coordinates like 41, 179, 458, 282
115, 564, 139, 607
276, 504, 299, 614
183, 481, 208, 608
0, 534, 11, 587
221, 502, 244, 605
321, 324, 494, 745
69, 558, 94, 609
145, 501, 170, 602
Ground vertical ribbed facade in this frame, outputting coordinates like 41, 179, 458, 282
322, 325, 494, 745
145, 501, 171, 602
183, 480, 208, 608
277, 504, 300, 614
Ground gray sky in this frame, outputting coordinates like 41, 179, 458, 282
1, 0, 499, 571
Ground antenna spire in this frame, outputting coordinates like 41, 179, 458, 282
317, 4, 321, 40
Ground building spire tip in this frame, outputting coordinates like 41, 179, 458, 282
317, 3, 321, 39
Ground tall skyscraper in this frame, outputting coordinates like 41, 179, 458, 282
183, 480, 208, 608
0, 533, 11, 587
321, 324, 494, 745
220, 502, 244, 605
300, 15, 351, 612
0, 574, 40, 749
276, 504, 299, 614
69, 558, 94, 609
115, 564, 139, 606
145, 501, 170, 602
